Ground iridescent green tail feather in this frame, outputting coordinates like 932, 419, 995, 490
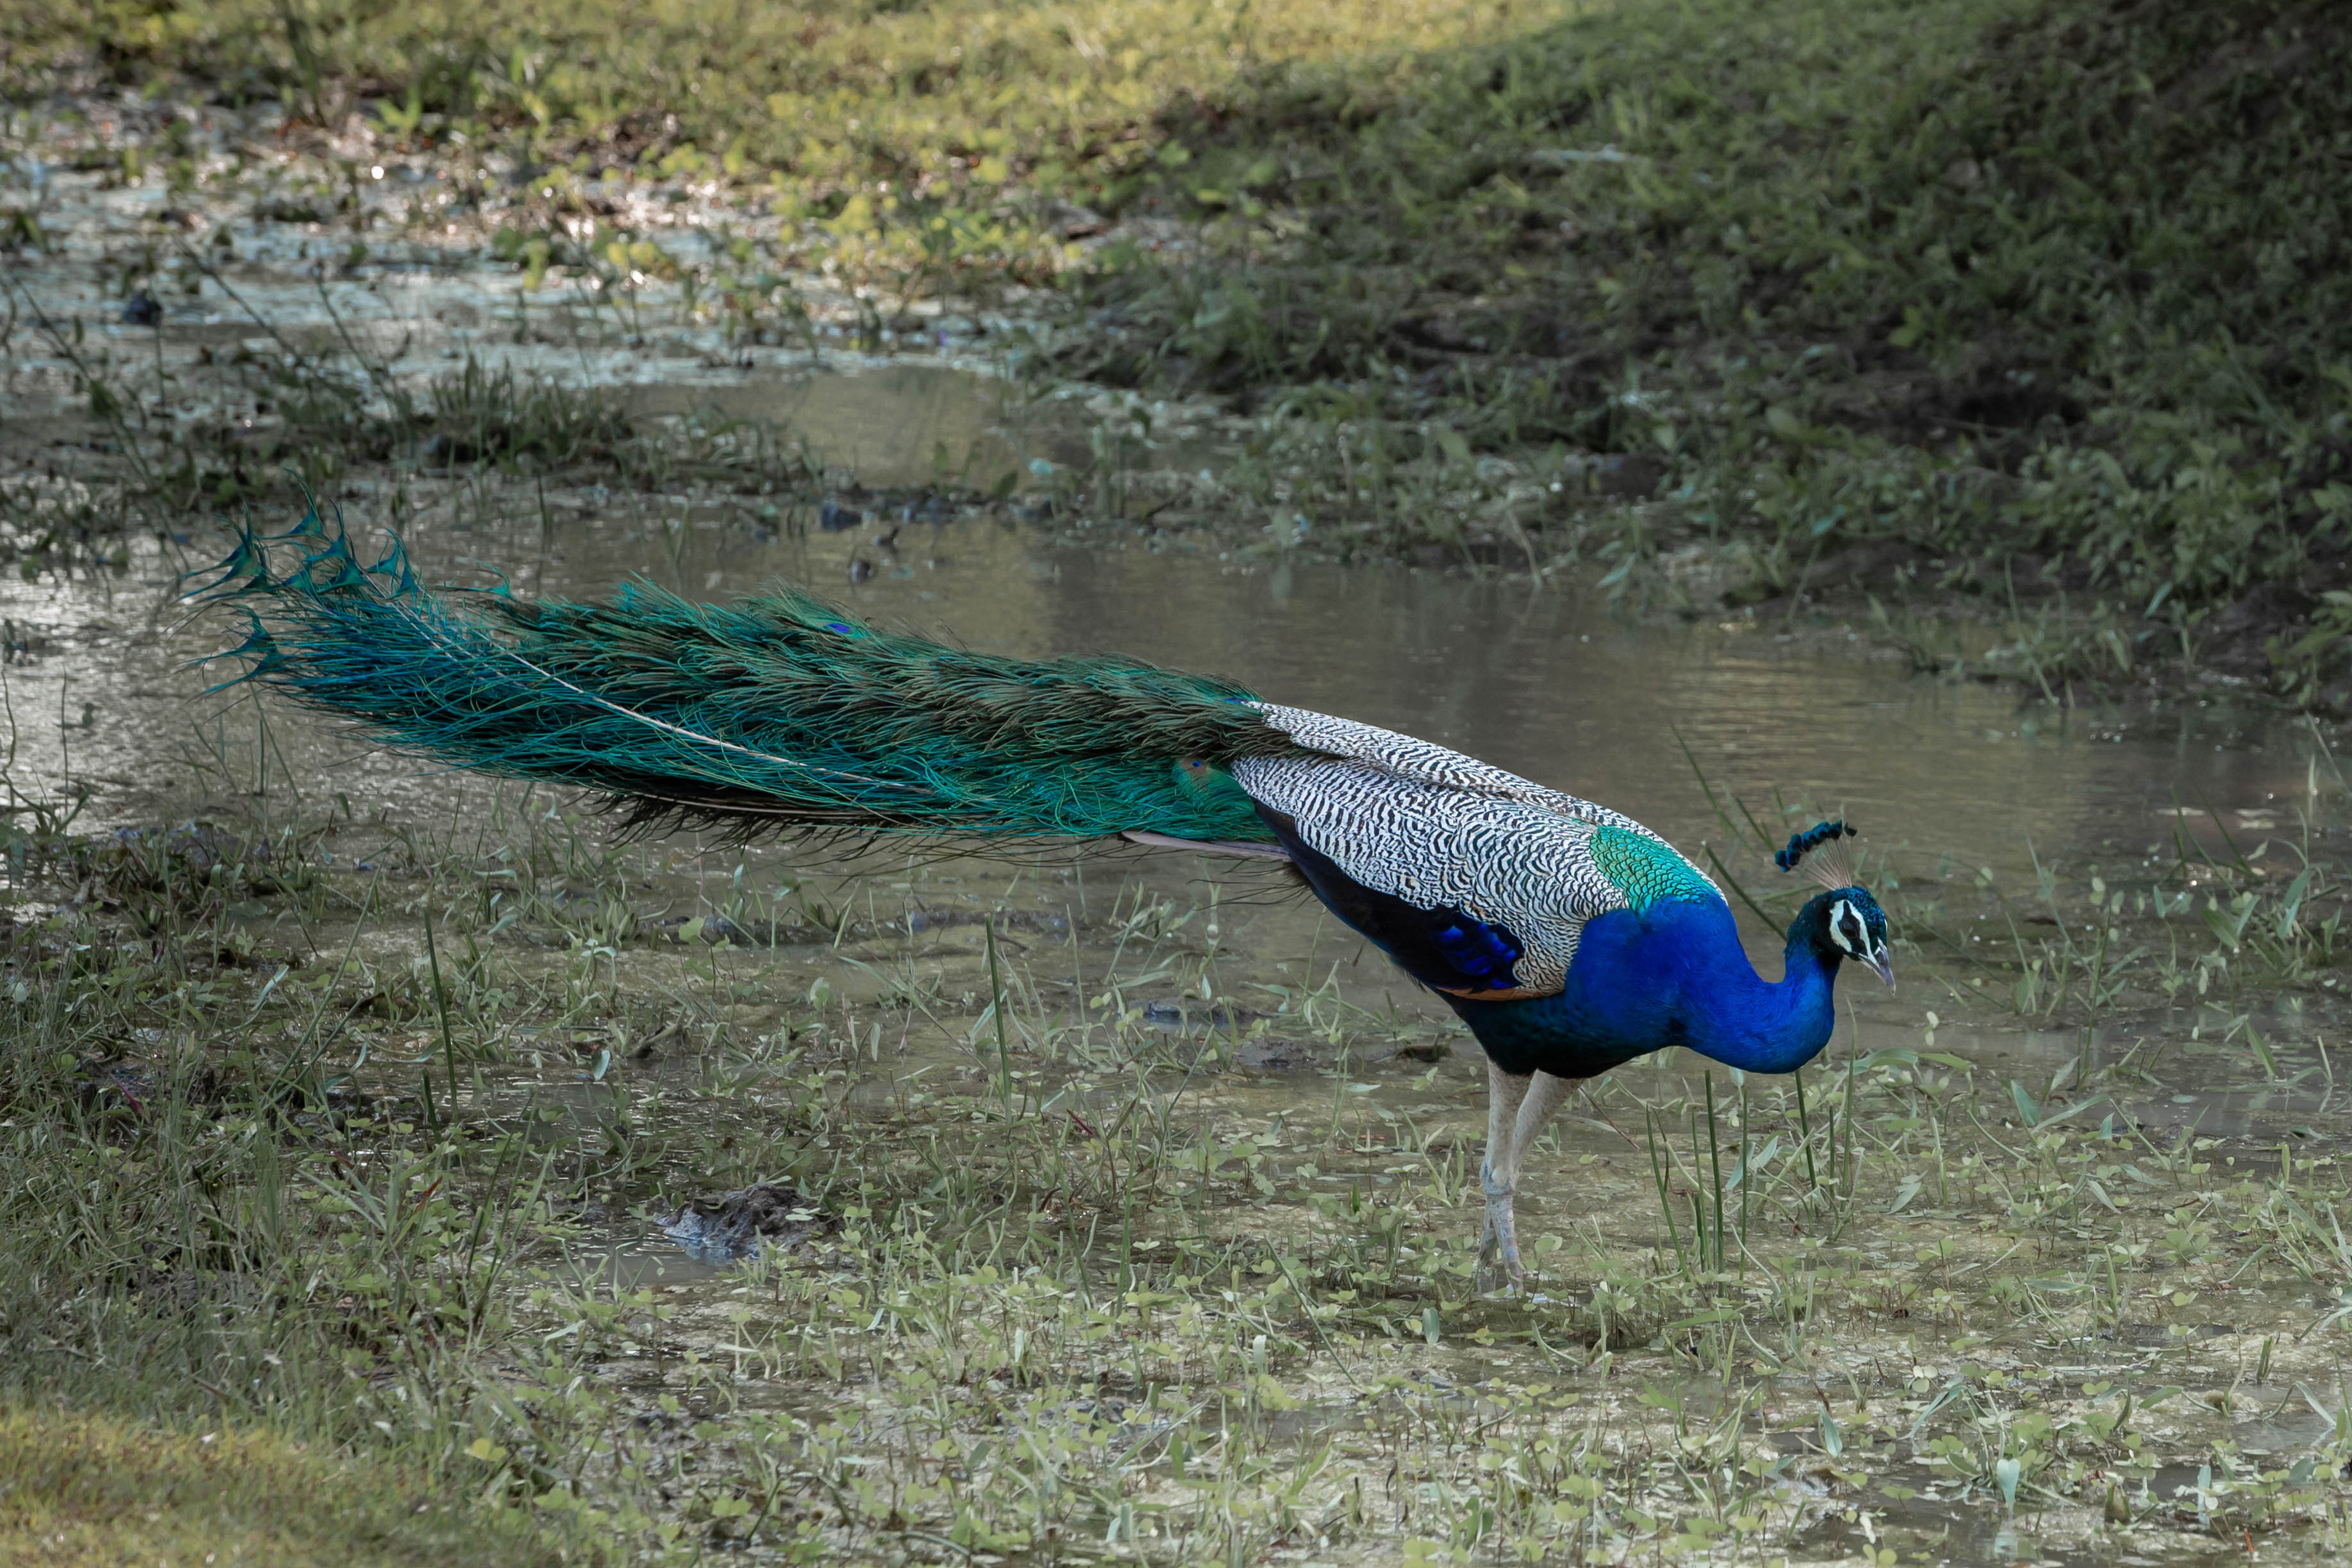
199, 513, 1293, 844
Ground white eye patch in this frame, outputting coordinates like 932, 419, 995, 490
1829, 898, 1866, 957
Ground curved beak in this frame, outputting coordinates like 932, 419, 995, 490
1864, 948, 1896, 991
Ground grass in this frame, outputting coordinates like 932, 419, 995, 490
7, 675, 2352, 1561
9, 0, 2351, 695
0, 1409, 580, 1566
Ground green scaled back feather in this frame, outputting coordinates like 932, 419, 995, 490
197, 511, 1298, 845
1590, 824, 1718, 911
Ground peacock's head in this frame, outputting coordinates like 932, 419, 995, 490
1777, 821, 1895, 989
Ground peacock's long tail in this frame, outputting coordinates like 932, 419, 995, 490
198, 511, 1297, 846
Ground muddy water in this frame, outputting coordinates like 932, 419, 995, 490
4, 128, 2323, 899
0, 105, 2319, 891
2, 490, 2318, 880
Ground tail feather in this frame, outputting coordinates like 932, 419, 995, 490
197, 513, 1296, 845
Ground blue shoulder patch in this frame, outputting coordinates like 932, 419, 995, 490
1430, 919, 1524, 987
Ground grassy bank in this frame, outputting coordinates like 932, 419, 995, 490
9, 0, 2350, 696
0, 1410, 580, 1566
1079, 0, 2352, 694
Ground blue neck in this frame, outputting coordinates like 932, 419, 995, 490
1449, 896, 1844, 1078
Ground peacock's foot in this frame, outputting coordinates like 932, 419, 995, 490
1475, 1179, 1525, 1292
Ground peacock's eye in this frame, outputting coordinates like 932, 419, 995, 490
1828, 898, 1874, 958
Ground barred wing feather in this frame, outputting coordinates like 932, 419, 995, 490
1233, 705, 1721, 997
1251, 704, 1660, 833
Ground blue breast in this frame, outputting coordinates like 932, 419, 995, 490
1449, 899, 1840, 1078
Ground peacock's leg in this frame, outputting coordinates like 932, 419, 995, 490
1479, 1062, 1533, 1285
1479, 1070, 1576, 1282
1503, 1072, 1578, 1190
1490, 1071, 1578, 1271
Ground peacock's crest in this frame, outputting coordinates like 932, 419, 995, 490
1776, 821, 1893, 987
1776, 819, 1864, 891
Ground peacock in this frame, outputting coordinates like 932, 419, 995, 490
200, 514, 1895, 1280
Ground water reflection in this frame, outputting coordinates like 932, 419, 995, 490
0, 506, 2324, 891
621, 361, 1088, 490
544, 512, 2319, 890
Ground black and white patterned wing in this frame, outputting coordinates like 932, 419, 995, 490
1232, 705, 1719, 997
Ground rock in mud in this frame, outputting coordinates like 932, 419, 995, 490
1231, 1036, 1314, 1072
74, 1056, 155, 1114
660, 1183, 838, 1264
108, 821, 262, 872
1136, 1000, 1260, 1031
101, 822, 274, 900
1592, 452, 1667, 498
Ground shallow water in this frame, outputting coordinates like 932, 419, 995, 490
3, 127, 2323, 889
2, 98, 2320, 882
4, 497, 2313, 863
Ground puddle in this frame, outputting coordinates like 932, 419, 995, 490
579, 1241, 737, 1291
620, 363, 1088, 490
2, 515, 2319, 868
